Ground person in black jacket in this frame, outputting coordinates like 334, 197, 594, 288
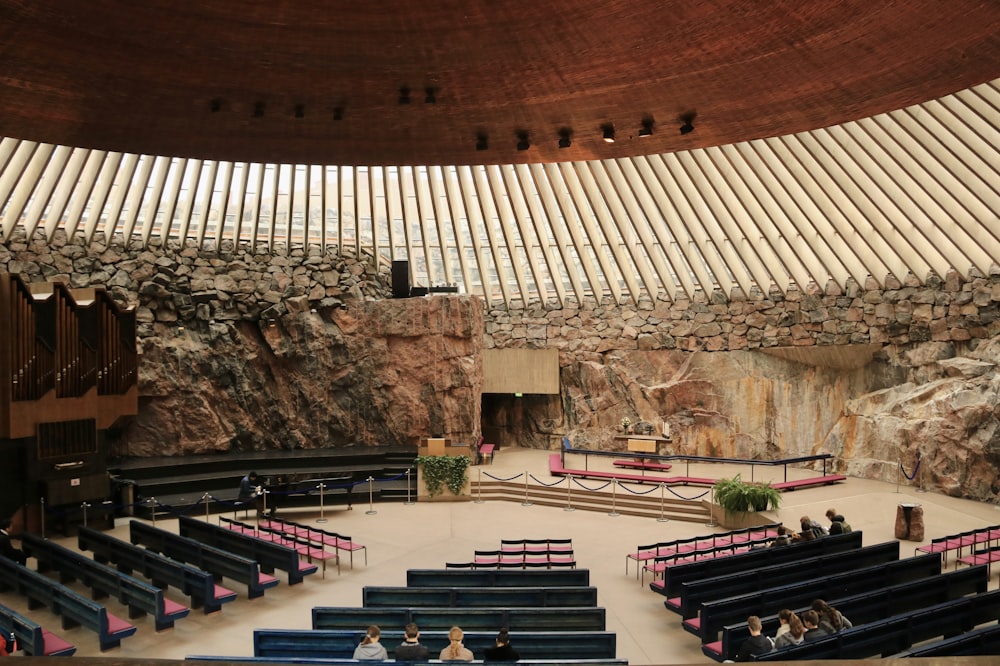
394, 623, 430, 661
483, 628, 520, 662
0, 519, 25, 565
734, 616, 773, 661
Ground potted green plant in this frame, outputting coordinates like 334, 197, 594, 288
710, 474, 781, 528
415, 454, 471, 500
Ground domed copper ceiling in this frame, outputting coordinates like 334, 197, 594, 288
1, 0, 998, 166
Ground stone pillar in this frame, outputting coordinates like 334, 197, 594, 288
894, 503, 924, 541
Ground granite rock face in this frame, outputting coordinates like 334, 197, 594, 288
3, 230, 1000, 503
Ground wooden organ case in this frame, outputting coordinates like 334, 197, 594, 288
0, 274, 137, 533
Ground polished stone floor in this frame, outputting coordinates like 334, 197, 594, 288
5, 447, 1000, 664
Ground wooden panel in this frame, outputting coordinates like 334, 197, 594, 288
482, 348, 559, 395
627, 438, 657, 454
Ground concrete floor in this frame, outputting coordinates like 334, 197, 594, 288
6, 446, 1000, 664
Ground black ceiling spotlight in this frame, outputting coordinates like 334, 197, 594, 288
602, 124, 616, 143
424, 87, 437, 104
253, 101, 265, 118
398, 86, 411, 104
679, 111, 697, 135
475, 133, 488, 151
333, 107, 344, 120
638, 117, 654, 137
558, 128, 572, 149
516, 130, 530, 151
210, 98, 223, 113
294, 104, 305, 119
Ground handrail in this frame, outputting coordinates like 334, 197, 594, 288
562, 446, 833, 478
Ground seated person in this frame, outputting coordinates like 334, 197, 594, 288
773, 611, 805, 649
812, 599, 852, 633
769, 526, 795, 547
238, 471, 274, 518
794, 515, 827, 541
0, 519, 25, 565
825, 507, 852, 533
483, 628, 520, 662
353, 625, 388, 660
734, 616, 774, 661
440, 626, 474, 662
395, 623, 430, 661
802, 610, 830, 642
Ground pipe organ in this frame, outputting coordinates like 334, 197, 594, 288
0, 274, 137, 532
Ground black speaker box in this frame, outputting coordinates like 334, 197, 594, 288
391, 260, 410, 298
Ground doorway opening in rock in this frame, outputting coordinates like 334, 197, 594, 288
481, 393, 562, 452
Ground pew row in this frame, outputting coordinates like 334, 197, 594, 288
79, 526, 237, 614
899, 623, 1000, 657
189, 658, 627, 666
22, 533, 190, 632
130, 520, 280, 599
362, 585, 598, 608
0, 554, 136, 651
686, 552, 944, 643
406, 568, 590, 587
650, 530, 863, 597
0, 600, 75, 656
313, 606, 607, 632
704, 564, 990, 661
254, 629, 616, 660
754, 586, 1000, 660
179, 515, 318, 585
668, 540, 900, 619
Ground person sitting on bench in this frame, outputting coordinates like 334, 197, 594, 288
812, 599, 852, 633
238, 471, 273, 518
773, 610, 805, 649
802, 610, 830, 642
353, 625, 388, 660
734, 616, 774, 661
484, 628, 520, 662
440, 626, 474, 662
825, 508, 852, 534
395, 623, 430, 661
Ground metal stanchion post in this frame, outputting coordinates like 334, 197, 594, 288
149, 497, 157, 526
316, 483, 328, 523
608, 481, 620, 517
657, 483, 670, 522
365, 476, 377, 515
405, 470, 416, 505
82, 501, 90, 527
705, 486, 718, 527
40, 497, 46, 538
260, 490, 269, 522
916, 455, 927, 493
521, 470, 532, 506
564, 474, 575, 512
204, 493, 211, 520
474, 468, 484, 504
896, 460, 900, 494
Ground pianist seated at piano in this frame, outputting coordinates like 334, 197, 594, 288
238, 471, 275, 518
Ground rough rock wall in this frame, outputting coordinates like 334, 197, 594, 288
3, 230, 1000, 501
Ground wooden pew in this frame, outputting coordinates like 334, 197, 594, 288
669, 540, 900, 618
178, 515, 318, 585
651, 530, 863, 597
897, 623, 1000, 657
129, 520, 279, 599
706, 564, 990, 661
254, 629, 616, 660
406, 567, 590, 587
313, 606, 607, 632
686, 552, 943, 643
78, 526, 237, 614
362, 585, 598, 608
22, 533, 190, 631
0, 554, 136, 651
0, 601, 75, 656
184, 654, 628, 666
755, 586, 1000, 660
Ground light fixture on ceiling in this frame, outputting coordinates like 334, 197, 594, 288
638, 117, 654, 137
294, 104, 305, 119
602, 125, 616, 143
253, 101, 265, 118
210, 98, 223, 113
333, 107, 344, 120
558, 128, 572, 148
516, 131, 530, 151
679, 111, 696, 134
475, 133, 488, 151
398, 86, 411, 104
424, 87, 437, 104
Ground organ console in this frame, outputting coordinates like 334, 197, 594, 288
0, 274, 138, 534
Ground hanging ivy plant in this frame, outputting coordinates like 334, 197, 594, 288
415, 455, 471, 496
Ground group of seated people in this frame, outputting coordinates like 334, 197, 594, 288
769, 508, 852, 547
353, 624, 519, 662
734, 599, 852, 661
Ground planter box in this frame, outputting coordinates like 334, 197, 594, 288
703, 502, 774, 530
417, 469, 472, 502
